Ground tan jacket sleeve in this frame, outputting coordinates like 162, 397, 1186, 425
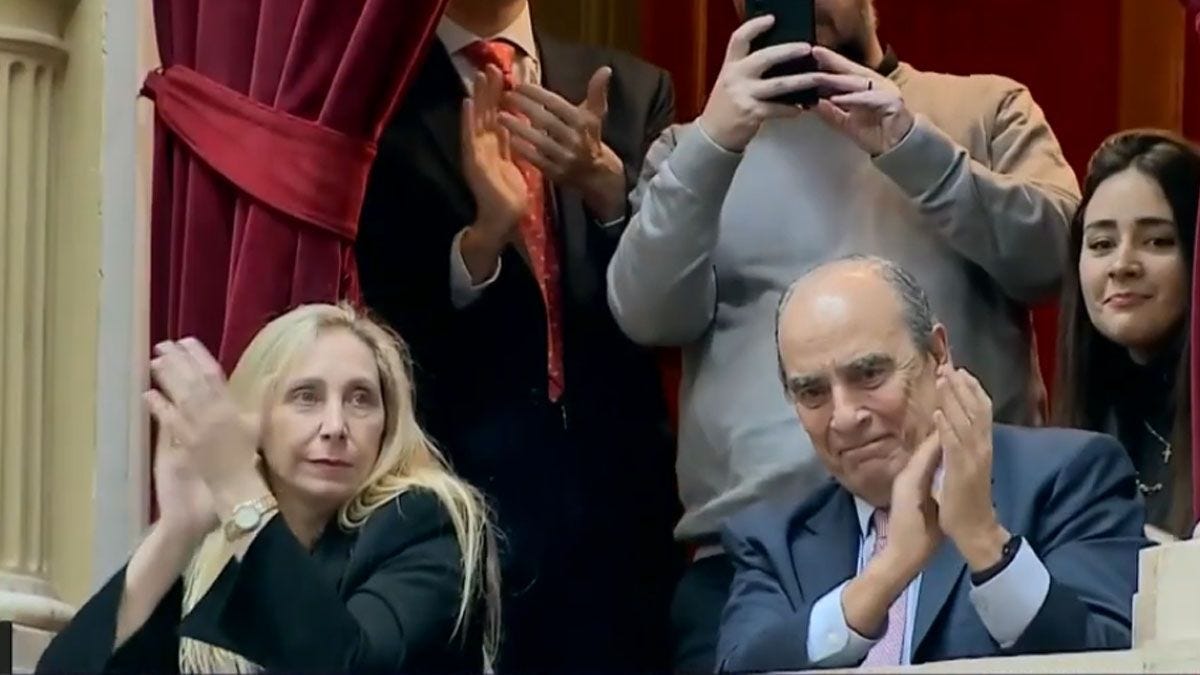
873, 85, 1081, 304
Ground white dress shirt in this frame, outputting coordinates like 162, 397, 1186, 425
806, 497, 1052, 667
437, 6, 540, 309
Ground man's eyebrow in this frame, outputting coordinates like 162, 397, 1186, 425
786, 373, 827, 390
841, 354, 895, 372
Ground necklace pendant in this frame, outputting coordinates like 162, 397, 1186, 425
1142, 420, 1173, 466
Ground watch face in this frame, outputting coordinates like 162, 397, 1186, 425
233, 505, 260, 530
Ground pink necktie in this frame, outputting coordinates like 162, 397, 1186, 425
862, 509, 906, 667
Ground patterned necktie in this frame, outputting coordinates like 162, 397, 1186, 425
862, 509, 907, 667
460, 39, 565, 401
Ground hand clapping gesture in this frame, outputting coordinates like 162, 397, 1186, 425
932, 364, 1011, 570
461, 65, 530, 248
882, 430, 945, 576
150, 421, 218, 542
500, 67, 626, 220
145, 338, 265, 518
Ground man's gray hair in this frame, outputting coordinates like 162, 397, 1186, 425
775, 255, 939, 389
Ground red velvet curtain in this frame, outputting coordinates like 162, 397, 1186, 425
145, 0, 447, 519
147, 0, 448, 372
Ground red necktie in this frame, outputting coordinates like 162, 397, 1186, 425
461, 40, 565, 402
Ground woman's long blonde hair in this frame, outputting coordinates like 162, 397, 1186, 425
178, 303, 500, 672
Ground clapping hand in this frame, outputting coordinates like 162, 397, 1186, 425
845, 430, 943, 637
145, 338, 265, 516
150, 421, 218, 541
461, 65, 529, 248
881, 430, 945, 577
500, 67, 626, 220
932, 365, 1011, 571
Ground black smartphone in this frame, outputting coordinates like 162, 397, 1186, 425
745, 0, 819, 106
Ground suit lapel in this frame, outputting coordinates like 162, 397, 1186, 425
912, 537, 967, 655
789, 486, 860, 603
407, 41, 474, 221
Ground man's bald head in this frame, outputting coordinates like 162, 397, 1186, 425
776, 255, 938, 375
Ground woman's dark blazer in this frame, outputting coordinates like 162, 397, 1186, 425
37, 489, 483, 673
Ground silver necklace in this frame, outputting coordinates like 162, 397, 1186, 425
1143, 420, 1173, 463
1138, 420, 1172, 495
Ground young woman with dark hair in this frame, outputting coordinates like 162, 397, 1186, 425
1054, 130, 1200, 538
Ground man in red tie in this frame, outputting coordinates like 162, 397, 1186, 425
356, 0, 679, 670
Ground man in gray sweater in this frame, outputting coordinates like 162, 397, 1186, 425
606, 1, 1080, 670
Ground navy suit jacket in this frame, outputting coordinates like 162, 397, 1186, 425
717, 425, 1149, 673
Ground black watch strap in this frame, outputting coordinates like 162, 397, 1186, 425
970, 534, 1023, 586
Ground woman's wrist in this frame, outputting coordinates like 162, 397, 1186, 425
210, 469, 272, 521
138, 518, 208, 568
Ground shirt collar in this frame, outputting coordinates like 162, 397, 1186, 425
437, 3, 538, 62
853, 496, 876, 537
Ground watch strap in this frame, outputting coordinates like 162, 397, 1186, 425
222, 493, 278, 542
970, 534, 1023, 586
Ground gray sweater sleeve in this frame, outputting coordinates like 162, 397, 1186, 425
873, 85, 1080, 304
606, 123, 743, 346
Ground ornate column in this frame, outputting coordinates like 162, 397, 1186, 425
0, 0, 77, 640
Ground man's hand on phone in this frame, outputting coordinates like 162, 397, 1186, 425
698, 15, 815, 153
795, 46, 914, 156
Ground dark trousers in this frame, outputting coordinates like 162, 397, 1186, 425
671, 554, 735, 674
452, 397, 677, 673
464, 400, 582, 673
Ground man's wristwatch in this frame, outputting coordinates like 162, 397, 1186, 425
970, 533, 1023, 585
223, 494, 278, 542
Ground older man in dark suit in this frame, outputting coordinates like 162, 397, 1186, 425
717, 255, 1148, 672
355, 0, 679, 670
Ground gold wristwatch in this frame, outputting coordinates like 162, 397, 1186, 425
223, 494, 278, 542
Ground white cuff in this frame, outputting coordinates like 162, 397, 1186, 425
968, 538, 1051, 648
807, 581, 879, 666
449, 228, 501, 309
596, 213, 626, 229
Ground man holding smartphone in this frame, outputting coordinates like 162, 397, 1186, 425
607, 0, 1079, 670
